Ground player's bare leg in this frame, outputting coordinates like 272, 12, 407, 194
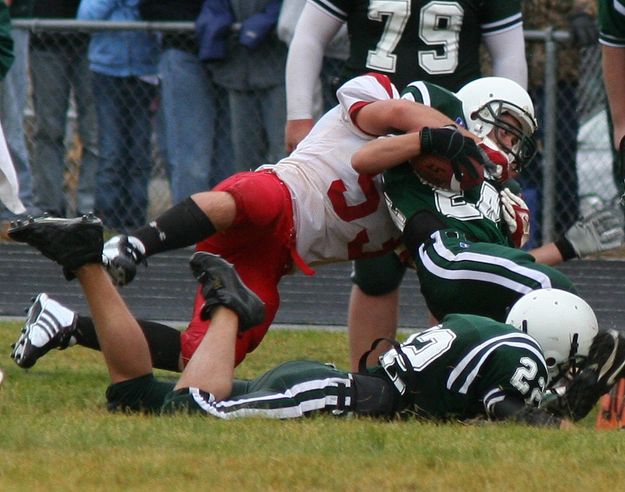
191, 191, 237, 231
174, 252, 265, 400
102, 190, 238, 286
175, 307, 238, 400
8, 215, 154, 384
75, 264, 153, 383
347, 285, 398, 371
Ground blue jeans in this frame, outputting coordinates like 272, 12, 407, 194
92, 73, 156, 232
0, 28, 35, 219
30, 44, 99, 217
159, 48, 233, 203
228, 85, 286, 173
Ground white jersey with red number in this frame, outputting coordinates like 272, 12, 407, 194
259, 73, 401, 265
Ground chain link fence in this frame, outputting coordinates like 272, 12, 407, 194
0, 20, 620, 244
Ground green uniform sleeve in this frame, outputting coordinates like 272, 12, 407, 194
599, 0, 625, 46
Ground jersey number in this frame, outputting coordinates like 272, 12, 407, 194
366, 0, 464, 75
434, 182, 500, 222
380, 327, 456, 394
511, 357, 546, 404
328, 175, 392, 259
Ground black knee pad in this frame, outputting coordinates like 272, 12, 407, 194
351, 254, 406, 296
351, 373, 398, 417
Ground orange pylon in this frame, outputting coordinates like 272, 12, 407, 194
596, 378, 625, 430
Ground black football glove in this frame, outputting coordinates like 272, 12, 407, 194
549, 330, 625, 421
420, 126, 487, 182
568, 12, 598, 47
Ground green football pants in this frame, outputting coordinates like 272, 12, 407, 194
416, 229, 577, 322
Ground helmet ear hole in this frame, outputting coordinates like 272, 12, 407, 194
545, 356, 557, 368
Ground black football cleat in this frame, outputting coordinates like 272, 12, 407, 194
8, 214, 104, 277
189, 252, 265, 331
559, 329, 625, 421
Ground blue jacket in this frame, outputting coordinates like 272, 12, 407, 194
77, 0, 158, 77
200, 0, 287, 90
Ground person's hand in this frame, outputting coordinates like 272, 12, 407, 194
284, 119, 314, 154
500, 188, 530, 248
568, 11, 598, 46
563, 206, 625, 257
419, 126, 486, 183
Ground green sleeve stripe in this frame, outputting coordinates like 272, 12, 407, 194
481, 13, 522, 35
311, 0, 347, 22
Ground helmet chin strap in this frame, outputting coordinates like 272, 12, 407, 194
569, 333, 580, 360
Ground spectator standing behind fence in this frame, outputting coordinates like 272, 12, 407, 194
0, 0, 37, 233
520, 0, 598, 248
196, 0, 286, 172
29, 0, 99, 218
598, 0, 625, 168
138, 0, 233, 204
77, 0, 159, 232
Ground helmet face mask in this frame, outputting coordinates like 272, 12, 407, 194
456, 77, 538, 173
505, 289, 599, 385
469, 99, 538, 172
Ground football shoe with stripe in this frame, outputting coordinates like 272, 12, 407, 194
11, 293, 77, 369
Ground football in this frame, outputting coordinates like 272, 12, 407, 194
409, 153, 484, 192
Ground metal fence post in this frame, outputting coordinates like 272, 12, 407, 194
541, 27, 559, 244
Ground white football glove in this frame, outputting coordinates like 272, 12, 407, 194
564, 206, 625, 258
102, 235, 146, 286
500, 187, 530, 248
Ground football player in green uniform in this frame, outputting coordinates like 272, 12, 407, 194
285, 0, 528, 151
349, 76, 624, 365
284, 1, 529, 370
8, 215, 624, 427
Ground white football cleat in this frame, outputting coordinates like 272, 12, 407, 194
11, 293, 78, 368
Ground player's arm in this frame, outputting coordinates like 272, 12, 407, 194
487, 392, 570, 428
351, 132, 421, 175
284, 2, 343, 152
483, 24, 528, 89
602, 45, 625, 148
352, 125, 483, 175
529, 206, 625, 265
353, 99, 456, 137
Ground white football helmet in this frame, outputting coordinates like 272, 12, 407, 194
505, 289, 598, 381
456, 77, 538, 171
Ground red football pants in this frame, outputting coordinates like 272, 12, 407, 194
180, 170, 297, 366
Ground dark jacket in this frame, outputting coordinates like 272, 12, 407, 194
30, 0, 88, 51
139, 0, 204, 52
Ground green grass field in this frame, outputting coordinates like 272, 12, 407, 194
1, 320, 625, 491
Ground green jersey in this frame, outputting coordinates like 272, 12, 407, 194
311, 0, 522, 91
373, 313, 549, 420
599, 0, 625, 47
383, 81, 513, 246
